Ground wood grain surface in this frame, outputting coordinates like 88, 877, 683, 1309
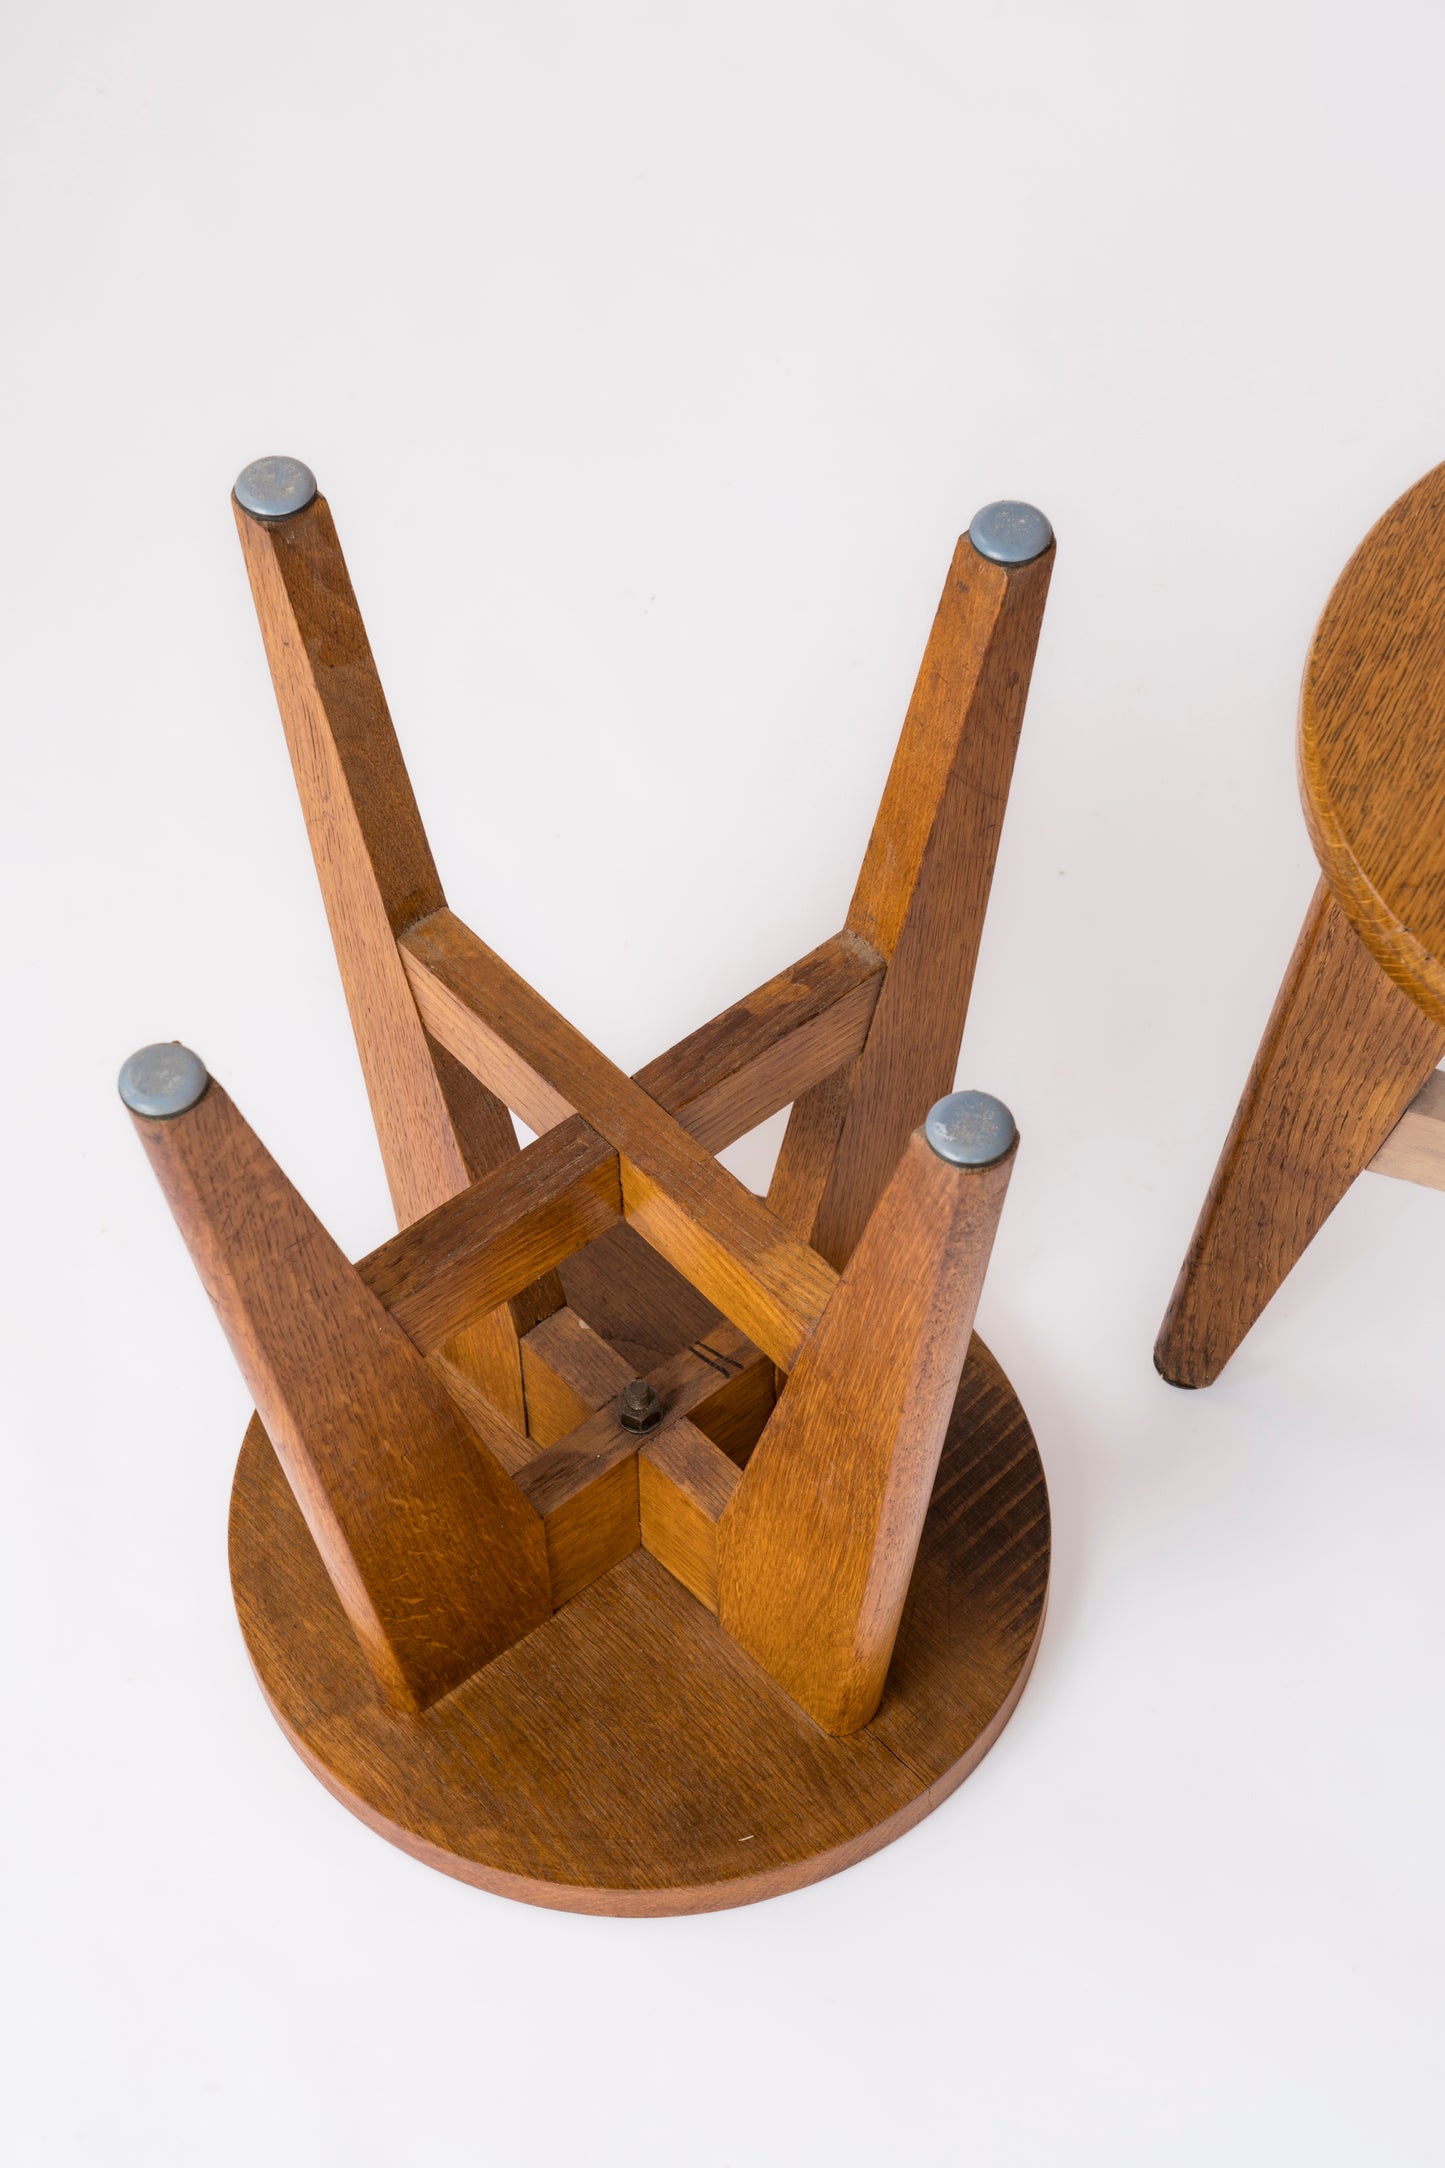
1300, 459, 1445, 1027
347, 934, 888, 1367
356, 1118, 621, 1356
211, 490, 1051, 1907
518, 1305, 636, 1445
503, 1318, 771, 1610
721, 1126, 1016, 1732
401, 909, 840, 1366
559, 1222, 723, 1376
635, 931, 884, 1153
231, 1319, 1049, 1914
638, 1419, 740, 1611
1155, 881, 1445, 1387
135, 1079, 551, 1710
769, 534, 1052, 1268
1157, 462, 1445, 1383
233, 492, 546, 1420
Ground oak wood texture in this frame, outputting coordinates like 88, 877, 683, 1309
430, 1357, 537, 1478
680, 1335, 777, 1466
769, 535, 1052, 1269
346, 935, 887, 1365
721, 1126, 1016, 1732
518, 1305, 635, 1445
559, 1221, 722, 1376
1157, 459, 1445, 1384
168, 491, 1057, 1908
400, 908, 840, 1367
638, 1420, 739, 1612
1300, 460, 1445, 1029
1156, 884, 1445, 1386
356, 1117, 620, 1356
134, 1080, 550, 1710
635, 931, 884, 1152
505, 1319, 770, 1610
512, 1413, 640, 1607
231, 1323, 1049, 1915
1370, 1067, 1445, 1190
233, 492, 547, 1422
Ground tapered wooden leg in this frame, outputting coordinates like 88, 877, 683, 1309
1155, 880, 1445, 1388
126, 1054, 551, 1710
768, 521, 1052, 1270
233, 485, 563, 1424
719, 1091, 1018, 1734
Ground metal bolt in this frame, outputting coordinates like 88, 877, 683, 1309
233, 455, 317, 520
118, 1043, 210, 1119
924, 1089, 1017, 1168
617, 1379, 663, 1434
967, 501, 1053, 566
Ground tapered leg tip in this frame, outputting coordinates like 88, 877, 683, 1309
1152, 1332, 1216, 1389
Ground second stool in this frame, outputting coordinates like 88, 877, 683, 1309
1156, 459, 1445, 1387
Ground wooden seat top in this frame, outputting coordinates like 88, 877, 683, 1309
1301, 459, 1445, 1028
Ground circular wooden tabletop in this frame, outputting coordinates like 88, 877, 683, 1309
1300, 459, 1445, 1028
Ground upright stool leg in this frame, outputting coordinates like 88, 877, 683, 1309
121, 1045, 551, 1710
1155, 881, 1445, 1388
720, 1091, 1017, 1734
233, 469, 563, 1426
769, 509, 1052, 1270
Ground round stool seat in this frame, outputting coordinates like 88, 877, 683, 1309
1301, 460, 1445, 1027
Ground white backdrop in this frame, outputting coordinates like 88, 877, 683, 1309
4, 4, 1443, 2162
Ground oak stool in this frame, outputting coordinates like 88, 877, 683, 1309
122, 459, 1056, 1913
1156, 459, 1445, 1388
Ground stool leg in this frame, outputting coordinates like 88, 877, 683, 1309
768, 527, 1051, 1270
234, 486, 564, 1424
128, 1066, 551, 1709
1155, 880, 1445, 1388
719, 1096, 1017, 1734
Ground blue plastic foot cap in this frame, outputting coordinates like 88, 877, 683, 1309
967, 501, 1052, 565
118, 1043, 209, 1118
234, 456, 317, 519
924, 1089, 1017, 1167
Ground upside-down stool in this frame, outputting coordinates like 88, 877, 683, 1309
121, 458, 1057, 1913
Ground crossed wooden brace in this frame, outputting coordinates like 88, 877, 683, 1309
127, 481, 1054, 1738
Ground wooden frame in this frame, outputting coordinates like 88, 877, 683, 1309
125, 471, 1056, 1913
